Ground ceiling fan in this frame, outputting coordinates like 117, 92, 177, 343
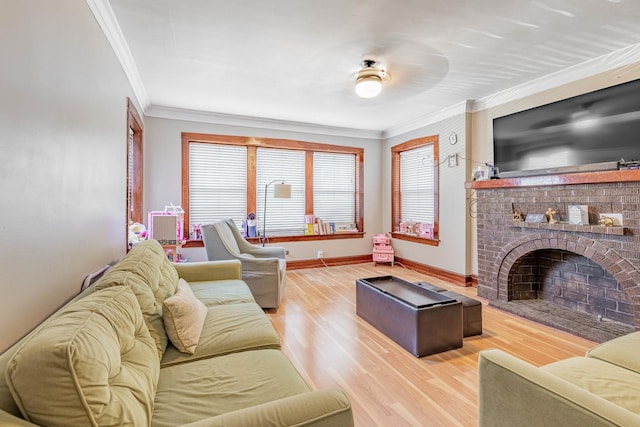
354, 59, 391, 98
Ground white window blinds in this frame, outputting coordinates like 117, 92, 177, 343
313, 152, 356, 223
256, 148, 305, 234
400, 144, 435, 223
189, 143, 247, 226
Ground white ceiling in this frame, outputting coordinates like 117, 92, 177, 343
103, 0, 640, 135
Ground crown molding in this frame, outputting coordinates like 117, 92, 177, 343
473, 42, 640, 112
382, 100, 473, 139
86, 0, 150, 112
146, 105, 383, 140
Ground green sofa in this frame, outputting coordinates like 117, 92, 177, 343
479, 332, 640, 426
0, 240, 353, 426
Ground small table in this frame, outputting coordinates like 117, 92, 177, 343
356, 276, 463, 357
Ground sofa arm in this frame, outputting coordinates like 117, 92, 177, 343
179, 389, 353, 427
173, 260, 242, 282
479, 349, 640, 427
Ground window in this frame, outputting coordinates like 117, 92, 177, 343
313, 152, 356, 223
256, 148, 305, 234
181, 133, 364, 243
188, 143, 247, 225
126, 99, 143, 249
391, 135, 439, 245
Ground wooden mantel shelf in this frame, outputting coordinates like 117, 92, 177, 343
465, 169, 640, 189
512, 221, 625, 236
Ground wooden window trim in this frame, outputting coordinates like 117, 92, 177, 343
390, 135, 440, 246
181, 132, 364, 242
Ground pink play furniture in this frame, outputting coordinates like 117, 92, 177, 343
372, 233, 394, 266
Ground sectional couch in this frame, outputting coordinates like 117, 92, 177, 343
479, 332, 640, 426
0, 239, 353, 426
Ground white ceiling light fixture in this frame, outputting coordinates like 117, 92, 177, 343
354, 59, 390, 98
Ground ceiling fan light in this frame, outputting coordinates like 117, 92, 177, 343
355, 76, 383, 98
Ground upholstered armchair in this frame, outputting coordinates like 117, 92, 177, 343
201, 219, 286, 309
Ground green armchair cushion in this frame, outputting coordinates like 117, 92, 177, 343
5, 286, 159, 427
541, 356, 640, 415
586, 331, 640, 374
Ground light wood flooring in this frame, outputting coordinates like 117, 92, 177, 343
266, 263, 596, 427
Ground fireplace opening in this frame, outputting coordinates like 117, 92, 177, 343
493, 249, 635, 342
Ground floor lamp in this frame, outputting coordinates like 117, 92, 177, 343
262, 180, 291, 246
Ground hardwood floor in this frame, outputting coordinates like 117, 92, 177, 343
266, 263, 596, 427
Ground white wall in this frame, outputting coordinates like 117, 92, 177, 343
144, 117, 382, 262
0, 0, 139, 351
382, 114, 471, 276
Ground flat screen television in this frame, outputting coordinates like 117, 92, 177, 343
493, 78, 640, 178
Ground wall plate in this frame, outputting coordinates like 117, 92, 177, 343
448, 154, 458, 167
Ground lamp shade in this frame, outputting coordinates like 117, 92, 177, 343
273, 183, 291, 199
355, 76, 383, 98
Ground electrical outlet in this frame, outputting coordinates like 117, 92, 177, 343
317, 250, 324, 259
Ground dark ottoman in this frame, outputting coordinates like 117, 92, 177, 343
439, 291, 483, 337
415, 281, 447, 293
356, 276, 463, 357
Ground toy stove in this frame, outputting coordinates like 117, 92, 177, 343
372, 233, 394, 266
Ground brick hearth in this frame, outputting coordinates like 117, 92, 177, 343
472, 176, 640, 341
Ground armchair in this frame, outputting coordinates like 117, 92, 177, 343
201, 219, 286, 309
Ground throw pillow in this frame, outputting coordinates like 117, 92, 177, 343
163, 278, 208, 354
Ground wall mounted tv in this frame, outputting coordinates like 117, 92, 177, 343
493, 78, 640, 178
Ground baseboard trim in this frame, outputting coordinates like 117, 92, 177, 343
394, 257, 475, 287
287, 255, 476, 286
287, 254, 372, 270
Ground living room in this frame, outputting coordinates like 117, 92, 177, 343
3, 1, 640, 426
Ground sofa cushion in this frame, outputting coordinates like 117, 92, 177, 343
95, 239, 180, 357
160, 302, 281, 367
189, 279, 255, 306
542, 356, 640, 415
586, 331, 640, 374
5, 286, 159, 427
152, 349, 310, 427
163, 278, 208, 354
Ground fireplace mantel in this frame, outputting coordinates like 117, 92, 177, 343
465, 169, 640, 190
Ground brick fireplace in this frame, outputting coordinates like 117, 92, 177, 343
469, 171, 640, 342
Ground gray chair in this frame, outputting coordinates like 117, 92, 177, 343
201, 219, 286, 309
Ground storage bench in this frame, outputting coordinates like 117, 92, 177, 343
356, 276, 463, 357
415, 282, 483, 337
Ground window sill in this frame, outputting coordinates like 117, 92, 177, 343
391, 232, 439, 246
182, 232, 365, 248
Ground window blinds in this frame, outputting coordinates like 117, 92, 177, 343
256, 148, 305, 234
189, 143, 247, 226
313, 152, 356, 223
400, 145, 435, 223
